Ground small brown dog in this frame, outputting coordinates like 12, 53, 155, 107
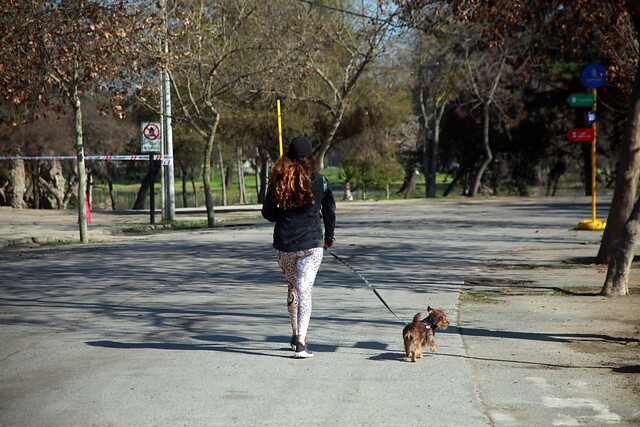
402, 306, 450, 362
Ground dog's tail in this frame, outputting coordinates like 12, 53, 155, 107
412, 312, 422, 323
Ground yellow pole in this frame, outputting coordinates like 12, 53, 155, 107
591, 88, 597, 222
579, 87, 605, 230
277, 100, 283, 157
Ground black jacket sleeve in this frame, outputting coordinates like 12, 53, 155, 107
261, 184, 278, 223
321, 176, 336, 243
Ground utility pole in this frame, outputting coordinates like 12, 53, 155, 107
159, 0, 175, 220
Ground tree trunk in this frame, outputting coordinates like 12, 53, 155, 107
427, 104, 445, 198
218, 150, 227, 207
190, 173, 197, 207
316, 102, 347, 171
257, 154, 268, 204
601, 195, 640, 296
7, 160, 27, 208
38, 159, 65, 209
596, 47, 640, 262
203, 117, 219, 228
73, 92, 88, 243
225, 163, 233, 191
107, 177, 116, 210
132, 161, 160, 209
182, 175, 188, 208
31, 162, 40, 209
469, 103, 493, 197
237, 148, 246, 204
443, 168, 464, 197
180, 164, 188, 208
419, 88, 432, 198
398, 167, 416, 199
62, 170, 78, 209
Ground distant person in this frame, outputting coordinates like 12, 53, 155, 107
343, 180, 354, 201
261, 136, 336, 358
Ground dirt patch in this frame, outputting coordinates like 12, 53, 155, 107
459, 292, 640, 423
462, 293, 640, 356
505, 294, 638, 393
563, 295, 640, 398
559, 295, 640, 351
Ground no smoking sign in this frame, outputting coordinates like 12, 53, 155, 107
141, 122, 162, 153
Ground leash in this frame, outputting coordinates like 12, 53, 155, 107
325, 249, 407, 324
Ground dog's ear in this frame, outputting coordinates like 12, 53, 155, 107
427, 306, 433, 312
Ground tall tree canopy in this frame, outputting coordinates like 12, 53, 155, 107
396, 0, 640, 295
1, 0, 157, 242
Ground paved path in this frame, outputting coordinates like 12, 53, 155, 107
0, 197, 638, 426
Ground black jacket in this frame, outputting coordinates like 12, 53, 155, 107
261, 173, 336, 252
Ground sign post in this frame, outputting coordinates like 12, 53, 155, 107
566, 128, 594, 142
141, 122, 162, 153
566, 93, 594, 107
566, 64, 606, 230
141, 122, 162, 224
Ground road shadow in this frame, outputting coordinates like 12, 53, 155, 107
86, 339, 295, 359
368, 348, 625, 370
85, 334, 333, 359
455, 325, 639, 346
85, 335, 391, 359
612, 365, 640, 374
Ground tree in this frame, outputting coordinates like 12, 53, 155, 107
339, 129, 403, 199
151, 0, 302, 227
395, 0, 640, 294
408, 18, 463, 198
1, 96, 138, 210
396, 2, 528, 197
462, 41, 516, 196
597, 4, 640, 264
81, 98, 138, 210
461, 0, 639, 291
0, 0, 156, 242
601, 195, 640, 296
172, 123, 205, 208
394, 115, 421, 198
273, 1, 396, 170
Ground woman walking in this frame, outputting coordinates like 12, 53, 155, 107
261, 136, 336, 358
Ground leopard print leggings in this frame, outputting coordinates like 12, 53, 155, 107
277, 248, 324, 338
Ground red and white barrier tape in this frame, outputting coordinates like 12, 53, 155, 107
0, 155, 173, 165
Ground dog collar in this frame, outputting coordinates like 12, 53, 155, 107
422, 319, 434, 329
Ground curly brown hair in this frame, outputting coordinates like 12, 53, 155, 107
270, 155, 318, 210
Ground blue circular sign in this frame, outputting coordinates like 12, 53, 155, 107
581, 64, 606, 89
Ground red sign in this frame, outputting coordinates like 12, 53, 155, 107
566, 128, 594, 142
143, 123, 160, 140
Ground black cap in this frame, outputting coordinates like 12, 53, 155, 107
287, 136, 313, 159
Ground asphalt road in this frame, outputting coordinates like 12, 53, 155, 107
0, 197, 637, 426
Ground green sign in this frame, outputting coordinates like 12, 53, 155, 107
566, 93, 594, 107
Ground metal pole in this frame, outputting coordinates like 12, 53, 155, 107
591, 88, 597, 222
150, 154, 155, 224
160, 0, 175, 220
160, 80, 166, 219
162, 69, 175, 220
